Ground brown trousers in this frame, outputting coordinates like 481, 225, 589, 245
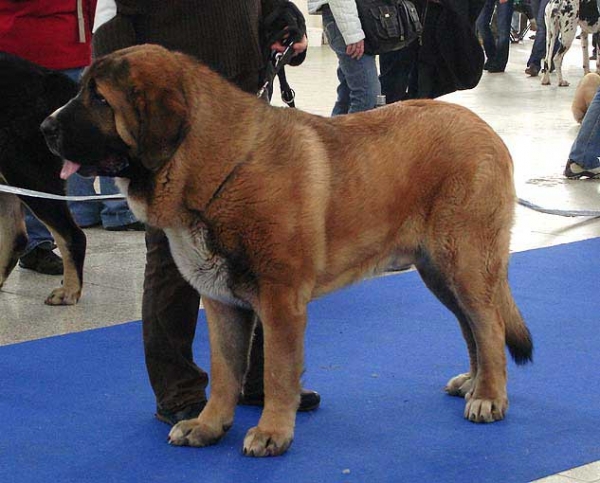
141, 71, 265, 412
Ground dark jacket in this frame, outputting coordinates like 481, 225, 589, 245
416, 0, 485, 98
93, 0, 304, 82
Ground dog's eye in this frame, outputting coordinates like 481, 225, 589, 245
89, 81, 109, 106
91, 89, 109, 106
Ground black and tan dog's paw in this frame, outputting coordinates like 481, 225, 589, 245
45, 287, 80, 306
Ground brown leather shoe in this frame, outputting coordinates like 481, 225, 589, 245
155, 401, 207, 426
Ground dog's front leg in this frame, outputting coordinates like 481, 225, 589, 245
243, 283, 307, 457
168, 297, 255, 447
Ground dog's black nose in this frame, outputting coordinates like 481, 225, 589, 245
40, 116, 59, 138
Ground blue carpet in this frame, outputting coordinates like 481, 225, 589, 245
1, 238, 600, 483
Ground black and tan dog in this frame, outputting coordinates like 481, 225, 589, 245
42, 45, 533, 457
0, 52, 85, 305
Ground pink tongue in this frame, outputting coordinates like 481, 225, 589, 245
60, 160, 81, 180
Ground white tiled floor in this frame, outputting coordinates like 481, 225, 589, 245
1, 36, 599, 482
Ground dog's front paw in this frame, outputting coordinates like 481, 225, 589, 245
541, 74, 551, 85
558, 80, 570, 87
444, 372, 473, 397
168, 419, 227, 447
464, 396, 507, 423
242, 426, 293, 457
45, 287, 80, 305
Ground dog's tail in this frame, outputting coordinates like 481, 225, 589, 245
500, 279, 533, 365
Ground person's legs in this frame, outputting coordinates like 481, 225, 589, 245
379, 41, 419, 103
477, 0, 498, 67
527, 0, 549, 73
322, 8, 380, 115
18, 209, 63, 275
98, 177, 142, 230
565, 88, 600, 177
67, 174, 102, 227
333, 66, 351, 115
489, 0, 515, 72
142, 226, 208, 418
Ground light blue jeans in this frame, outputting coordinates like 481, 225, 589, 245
322, 7, 380, 116
568, 87, 600, 169
527, 0, 549, 69
67, 175, 137, 229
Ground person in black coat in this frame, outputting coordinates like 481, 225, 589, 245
380, 0, 485, 102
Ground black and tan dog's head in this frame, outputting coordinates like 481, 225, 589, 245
42, 44, 190, 179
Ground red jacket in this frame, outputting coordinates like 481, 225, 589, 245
0, 0, 97, 70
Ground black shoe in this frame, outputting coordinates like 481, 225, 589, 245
104, 221, 145, 232
564, 159, 600, 179
18, 247, 63, 275
239, 389, 321, 412
155, 401, 207, 426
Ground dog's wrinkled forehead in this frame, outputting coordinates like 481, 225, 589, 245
87, 55, 130, 85
84, 44, 179, 90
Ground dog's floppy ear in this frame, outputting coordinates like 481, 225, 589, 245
133, 81, 189, 172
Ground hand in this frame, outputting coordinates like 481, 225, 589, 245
271, 34, 308, 56
346, 40, 365, 60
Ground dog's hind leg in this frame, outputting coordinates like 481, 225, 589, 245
416, 256, 477, 398
169, 298, 256, 448
0, 193, 27, 289
22, 197, 86, 305
556, 28, 577, 86
541, 7, 558, 84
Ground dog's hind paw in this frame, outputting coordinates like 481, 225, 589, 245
558, 80, 570, 87
168, 419, 226, 447
242, 426, 293, 457
464, 396, 507, 423
45, 287, 81, 305
444, 372, 473, 398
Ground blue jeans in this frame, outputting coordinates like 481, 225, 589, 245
322, 7, 380, 115
527, 0, 549, 69
67, 175, 137, 229
568, 88, 600, 169
477, 0, 515, 71
23, 67, 85, 254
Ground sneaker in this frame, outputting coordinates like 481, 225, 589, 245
239, 389, 321, 412
104, 221, 145, 231
155, 401, 207, 426
18, 247, 63, 275
525, 65, 539, 77
564, 159, 600, 179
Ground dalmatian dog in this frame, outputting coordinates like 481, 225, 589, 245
579, 0, 600, 74
542, 0, 580, 86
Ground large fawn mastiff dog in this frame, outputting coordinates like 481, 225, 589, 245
42, 45, 533, 457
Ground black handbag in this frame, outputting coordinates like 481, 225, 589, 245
356, 0, 423, 55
